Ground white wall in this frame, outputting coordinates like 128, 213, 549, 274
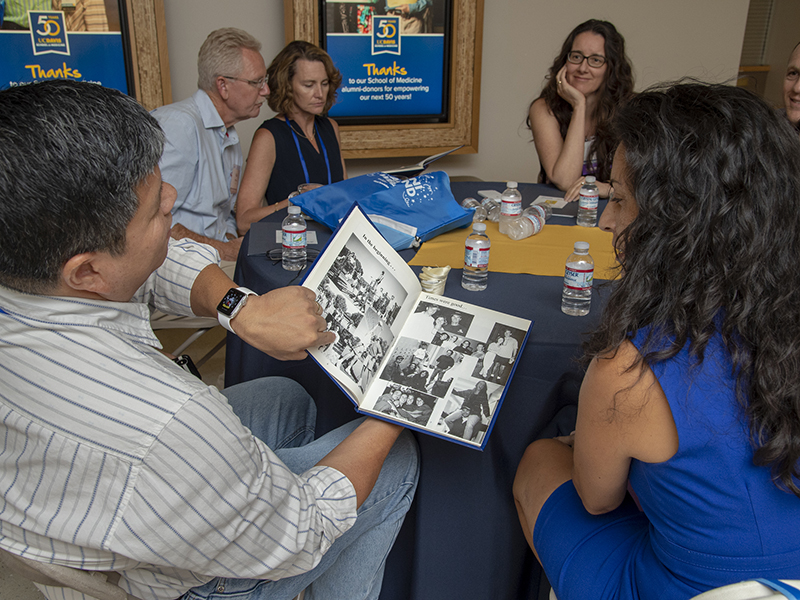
162, 0, 749, 183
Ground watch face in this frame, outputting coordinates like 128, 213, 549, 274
218, 288, 246, 316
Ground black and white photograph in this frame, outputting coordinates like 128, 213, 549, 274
313, 233, 407, 392
379, 336, 466, 397
372, 383, 436, 427
471, 325, 527, 386
430, 377, 504, 444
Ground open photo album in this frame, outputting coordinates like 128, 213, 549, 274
300, 205, 532, 449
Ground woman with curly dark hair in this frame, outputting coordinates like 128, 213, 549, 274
236, 40, 346, 233
527, 19, 633, 201
514, 82, 800, 599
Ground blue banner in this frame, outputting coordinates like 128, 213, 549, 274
328, 33, 444, 118
0, 15, 127, 93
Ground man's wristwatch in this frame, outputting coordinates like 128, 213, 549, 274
216, 287, 257, 333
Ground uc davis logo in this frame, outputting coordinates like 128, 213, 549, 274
372, 15, 400, 55
29, 11, 69, 56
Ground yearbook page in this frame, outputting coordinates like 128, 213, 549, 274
302, 205, 532, 449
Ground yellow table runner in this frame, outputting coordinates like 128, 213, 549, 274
409, 221, 618, 280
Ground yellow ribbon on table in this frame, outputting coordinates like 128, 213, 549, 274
409, 220, 619, 280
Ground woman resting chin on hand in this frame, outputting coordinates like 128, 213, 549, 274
527, 19, 633, 201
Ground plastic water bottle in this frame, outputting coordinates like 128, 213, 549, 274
498, 181, 523, 235
561, 242, 594, 316
462, 222, 490, 291
482, 198, 501, 222
527, 202, 553, 220
282, 205, 307, 271
577, 176, 599, 228
506, 204, 550, 240
461, 197, 488, 221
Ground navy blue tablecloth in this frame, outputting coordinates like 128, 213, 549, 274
226, 182, 609, 600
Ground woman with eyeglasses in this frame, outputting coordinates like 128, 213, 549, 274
236, 41, 347, 234
527, 19, 633, 201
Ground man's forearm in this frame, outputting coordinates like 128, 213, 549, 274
189, 264, 336, 360
316, 418, 404, 508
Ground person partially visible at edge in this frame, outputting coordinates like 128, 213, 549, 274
0, 79, 419, 600
151, 28, 268, 268
784, 41, 800, 133
384, 0, 432, 34
514, 82, 800, 599
527, 19, 634, 201
236, 40, 347, 234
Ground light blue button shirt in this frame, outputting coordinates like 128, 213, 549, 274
152, 90, 241, 241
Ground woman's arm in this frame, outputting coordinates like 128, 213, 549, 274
329, 117, 348, 179
572, 341, 678, 514
236, 128, 288, 235
529, 70, 588, 194
563, 176, 613, 203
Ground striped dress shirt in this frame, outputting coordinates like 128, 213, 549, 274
0, 239, 357, 600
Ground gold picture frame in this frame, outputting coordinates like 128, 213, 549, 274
125, 0, 172, 110
284, 0, 484, 159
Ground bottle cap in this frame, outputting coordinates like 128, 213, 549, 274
574, 241, 590, 252
473, 222, 487, 232
288, 205, 301, 214
584, 176, 596, 183
507, 181, 518, 188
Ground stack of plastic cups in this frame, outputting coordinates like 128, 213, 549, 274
419, 266, 450, 295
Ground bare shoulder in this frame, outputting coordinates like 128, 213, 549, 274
529, 97, 554, 122
582, 340, 678, 463
247, 127, 276, 159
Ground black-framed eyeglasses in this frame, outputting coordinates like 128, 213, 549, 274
567, 51, 606, 68
221, 75, 268, 89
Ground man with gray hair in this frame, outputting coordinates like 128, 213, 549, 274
0, 80, 418, 600
152, 27, 270, 266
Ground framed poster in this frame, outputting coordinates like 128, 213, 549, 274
322, 0, 452, 126
0, 0, 170, 110
285, 0, 483, 159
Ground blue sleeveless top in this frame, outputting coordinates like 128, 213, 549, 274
629, 330, 800, 591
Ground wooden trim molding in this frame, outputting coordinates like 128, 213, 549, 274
285, 0, 484, 159
125, 0, 171, 110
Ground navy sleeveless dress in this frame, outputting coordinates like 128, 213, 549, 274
534, 330, 800, 600
258, 116, 345, 205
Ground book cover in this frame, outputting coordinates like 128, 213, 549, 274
382, 145, 464, 179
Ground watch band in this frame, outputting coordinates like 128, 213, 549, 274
217, 287, 256, 334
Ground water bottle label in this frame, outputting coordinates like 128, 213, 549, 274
464, 245, 490, 268
528, 205, 548, 221
500, 198, 522, 217
282, 228, 307, 249
564, 265, 593, 290
578, 191, 599, 210
522, 214, 544, 234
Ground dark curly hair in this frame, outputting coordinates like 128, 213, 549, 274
266, 40, 342, 115
527, 19, 634, 183
585, 81, 800, 496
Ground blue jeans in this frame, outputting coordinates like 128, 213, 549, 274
182, 377, 419, 600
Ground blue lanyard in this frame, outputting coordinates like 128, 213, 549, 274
755, 580, 800, 599
285, 118, 332, 185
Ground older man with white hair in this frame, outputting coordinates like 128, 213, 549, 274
153, 28, 269, 268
